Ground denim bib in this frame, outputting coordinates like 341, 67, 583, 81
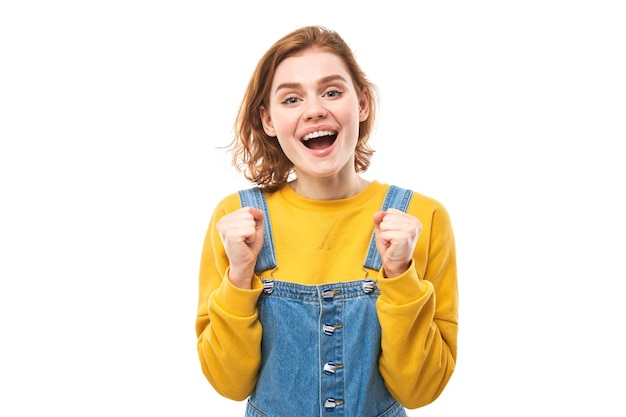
239, 185, 412, 417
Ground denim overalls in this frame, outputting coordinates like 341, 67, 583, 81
239, 185, 413, 417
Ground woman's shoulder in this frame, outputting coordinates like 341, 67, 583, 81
213, 185, 276, 213
409, 189, 447, 210
378, 182, 450, 216
212, 190, 247, 214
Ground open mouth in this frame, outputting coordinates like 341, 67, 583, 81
301, 130, 338, 150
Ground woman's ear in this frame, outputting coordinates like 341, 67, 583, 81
260, 105, 276, 137
358, 89, 370, 122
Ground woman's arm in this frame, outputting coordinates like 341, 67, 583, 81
376, 202, 458, 409
195, 199, 264, 400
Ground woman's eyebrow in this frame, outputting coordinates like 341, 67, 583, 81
318, 74, 348, 85
274, 74, 349, 94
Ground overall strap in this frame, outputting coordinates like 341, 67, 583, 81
362, 185, 414, 271
238, 187, 277, 273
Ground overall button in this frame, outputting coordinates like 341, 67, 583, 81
323, 362, 343, 375
322, 323, 342, 336
322, 289, 338, 301
262, 279, 274, 294
362, 279, 376, 293
322, 323, 336, 336
324, 398, 344, 409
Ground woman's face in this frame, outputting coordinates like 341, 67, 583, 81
260, 48, 369, 182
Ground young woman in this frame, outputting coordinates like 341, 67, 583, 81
196, 25, 458, 417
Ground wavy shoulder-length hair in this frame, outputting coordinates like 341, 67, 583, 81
228, 25, 378, 192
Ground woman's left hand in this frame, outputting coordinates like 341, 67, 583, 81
373, 208, 422, 278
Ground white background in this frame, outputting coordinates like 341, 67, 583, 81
1, 1, 625, 415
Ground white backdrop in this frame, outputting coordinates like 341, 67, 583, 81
1, 1, 625, 415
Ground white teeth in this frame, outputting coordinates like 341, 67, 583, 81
302, 130, 336, 141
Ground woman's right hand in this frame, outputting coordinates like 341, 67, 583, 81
216, 207, 265, 289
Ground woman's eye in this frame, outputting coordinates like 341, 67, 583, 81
325, 89, 342, 98
282, 96, 300, 104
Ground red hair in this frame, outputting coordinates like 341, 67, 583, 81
229, 26, 378, 192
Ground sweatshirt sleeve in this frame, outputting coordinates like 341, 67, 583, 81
195, 197, 264, 400
375, 199, 458, 409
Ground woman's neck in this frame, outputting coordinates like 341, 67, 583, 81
289, 173, 370, 201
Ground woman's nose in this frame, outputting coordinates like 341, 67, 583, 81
303, 98, 327, 120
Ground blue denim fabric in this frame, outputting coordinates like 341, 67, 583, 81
238, 188, 278, 273
245, 280, 408, 417
362, 185, 413, 270
238, 185, 413, 417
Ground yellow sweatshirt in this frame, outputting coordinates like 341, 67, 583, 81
196, 181, 458, 409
